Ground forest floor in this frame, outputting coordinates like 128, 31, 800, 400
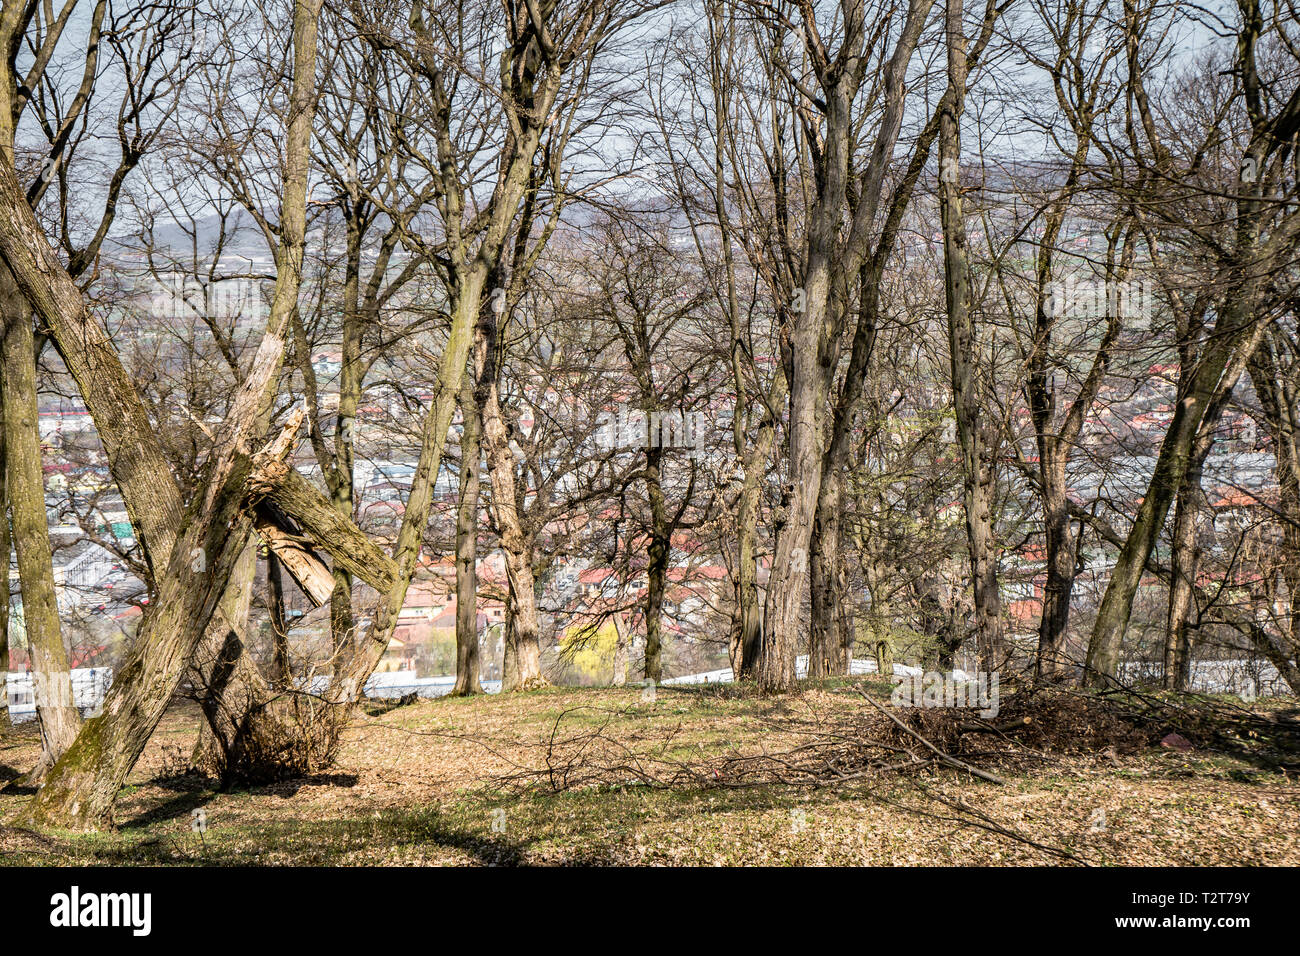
1, 676, 1298, 865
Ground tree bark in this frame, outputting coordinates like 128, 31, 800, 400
1159, 386, 1232, 693
612, 613, 628, 687
2, 267, 80, 777
474, 297, 544, 692
501, 592, 518, 689
1245, 334, 1300, 693
644, 444, 669, 683
1036, 453, 1078, 677
328, 208, 364, 673
0, 371, 8, 734
249, 465, 397, 594
730, 382, 782, 679
940, 0, 1004, 674
188, 537, 263, 778
758, 185, 839, 691
453, 375, 482, 696
757, 0, 932, 692
873, 623, 893, 679
809, 468, 845, 677
23, 461, 259, 827
1163, 459, 1205, 690
253, 513, 334, 606
267, 553, 292, 689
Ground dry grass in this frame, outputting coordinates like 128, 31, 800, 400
1, 677, 1297, 865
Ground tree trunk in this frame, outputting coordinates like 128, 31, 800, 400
23, 474, 258, 827
498, 549, 543, 691
729, 382, 783, 678
754, 61, 853, 695
329, 572, 354, 673
13, 0, 324, 827
810, 258, 882, 679
453, 375, 482, 696
644, 550, 666, 683
729, 443, 767, 679
0, 374, 8, 734
756, 0, 931, 693
709, 18, 777, 683
474, 297, 543, 692
1085, 298, 1260, 684
643, 445, 669, 683
612, 614, 628, 687
940, 0, 1004, 675
267, 552, 292, 689
1019, 104, 1109, 681
865, 561, 896, 675
2, 268, 80, 778
328, 218, 363, 673
194, 252, 488, 745
188, 538, 263, 778
1036, 454, 1077, 678
1245, 336, 1300, 693
501, 593, 517, 689
1082, 21, 1288, 682
324, 0, 579, 705
837, 560, 854, 668
873, 625, 892, 680
329, 268, 485, 700
809, 468, 846, 677
758, 273, 831, 693
1247, 622, 1300, 695
1163, 457, 1206, 690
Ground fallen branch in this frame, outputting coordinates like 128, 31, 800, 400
858, 690, 1007, 785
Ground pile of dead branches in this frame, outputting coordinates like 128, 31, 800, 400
206, 693, 345, 786
496, 694, 1015, 796
498, 684, 1291, 797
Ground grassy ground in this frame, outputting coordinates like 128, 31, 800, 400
1, 677, 1297, 865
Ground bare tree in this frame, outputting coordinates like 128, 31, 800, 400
1084, 0, 1300, 684
0, 0, 326, 827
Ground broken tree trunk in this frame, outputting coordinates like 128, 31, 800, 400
247, 462, 398, 595
8, 0, 324, 827
252, 511, 335, 607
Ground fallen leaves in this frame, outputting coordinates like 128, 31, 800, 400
1, 681, 1298, 866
